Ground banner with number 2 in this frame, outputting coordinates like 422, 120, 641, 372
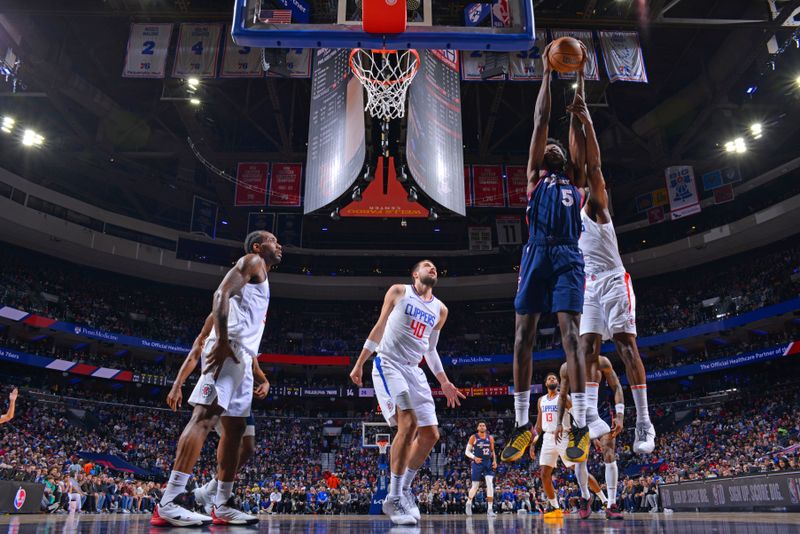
173, 23, 223, 78
123, 23, 173, 78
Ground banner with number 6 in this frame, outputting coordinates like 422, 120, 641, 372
123, 23, 173, 78
221, 26, 264, 78
172, 23, 223, 78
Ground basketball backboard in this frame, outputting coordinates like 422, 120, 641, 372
361, 421, 392, 449
232, 0, 535, 51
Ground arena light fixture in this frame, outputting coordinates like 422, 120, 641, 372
427, 207, 438, 221
189, 97, 201, 106
1, 116, 14, 133
734, 137, 746, 153
407, 187, 418, 203
724, 141, 736, 152
21, 129, 44, 147
187, 77, 200, 88
330, 207, 341, 221
750, 123, 763, 139
796, 74, 800, 87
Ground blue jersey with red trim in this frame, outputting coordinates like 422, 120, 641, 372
526, 172, 583, 243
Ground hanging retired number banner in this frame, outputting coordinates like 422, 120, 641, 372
123, 23, 173, 78
598, 31, 648, 83
472, 165, 505, 207
505, 165, 528, 207
269, 163, 303, 207
235, 163, 269, 206
221, 26, 264, 78
172, 23, 223, 78
550, 30, 599, 81
507, 29, 548, 81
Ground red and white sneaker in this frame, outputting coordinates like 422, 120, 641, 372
211, 498, 259, 526
151, 500, 212, 527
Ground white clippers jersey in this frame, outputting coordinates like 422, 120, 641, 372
579, 208, 624, 274
539, 393, 570, 433
207, 278, 270, 357
378, 285, 442, 366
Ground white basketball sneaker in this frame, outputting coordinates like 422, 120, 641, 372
633, 422, 656, 454
487, 505, 496, 517
192, 486, 214, 515
382, 495, 417, 525
465, 499, 473, 516
151, 501, 211, 527
403, 489, 421, 521
211, 498, 259, 525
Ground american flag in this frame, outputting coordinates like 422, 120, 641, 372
258, 9, 292, 24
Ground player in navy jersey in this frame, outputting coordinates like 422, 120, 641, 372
502, 42, 594, 465
465, 422, 497, 516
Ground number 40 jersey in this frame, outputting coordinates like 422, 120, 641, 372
378, 285, 443, 367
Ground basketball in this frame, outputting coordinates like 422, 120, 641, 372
547, 36, 585, 73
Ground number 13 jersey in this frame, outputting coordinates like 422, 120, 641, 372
379, 284, 442, 367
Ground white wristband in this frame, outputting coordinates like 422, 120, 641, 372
363, 339, 379, 353
615, 403, 625, 415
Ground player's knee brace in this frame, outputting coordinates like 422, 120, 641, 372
485, 476, 494, 498
395, 390, 413, 411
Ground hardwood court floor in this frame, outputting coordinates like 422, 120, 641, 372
1, 512, 799, 533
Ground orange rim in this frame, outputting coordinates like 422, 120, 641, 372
349, 48, 420, 87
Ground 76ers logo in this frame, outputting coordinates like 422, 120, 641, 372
14, 487, 26, 510
201, 384, 213, 398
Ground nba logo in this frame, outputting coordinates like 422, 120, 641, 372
201, 384, 213, 398
13, 487, 26, 510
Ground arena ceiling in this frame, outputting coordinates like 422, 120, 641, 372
1, 0, 799, 235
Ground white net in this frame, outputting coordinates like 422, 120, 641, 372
349, 49, 420, 121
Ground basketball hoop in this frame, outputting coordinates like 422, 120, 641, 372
349, 48, 420, 122
376, 439, 390, 455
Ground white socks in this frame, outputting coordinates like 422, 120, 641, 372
575, 461, 591, 499
548, 497, 559, 508
160, 470, 190, 506
402, 467, 418, 491
215, 481, 234, 507
585, 382, 599, 423
572, 392, 587, 427
595, 490, 608, 505
200, 478, 218, 498
605, 461, 619, 505
514, 390, 531, 427
389, 472, 404, 498
632, 385, 650, 424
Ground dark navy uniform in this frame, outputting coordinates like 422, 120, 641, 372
514, 171, 585, 315
470, 433, 495, 481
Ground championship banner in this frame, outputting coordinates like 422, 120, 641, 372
267, 48, 313, 78
505, 165, 528, 207
247, 212, 276, 235
648, 206, 666, 225
465, 165, 473, 207
268, 163, 303, 207
665, 165, 702, 219
172, 23, 223, 78
190, 195, 218, 237
598, 30, 648, 83
123, 23, 172, 78
714, 184, 735, 205
508, 29, 548, 81
221, 27, 264, 78
235, 162, 269, 206
550, 30, 599, 80
472, 165, 505, 207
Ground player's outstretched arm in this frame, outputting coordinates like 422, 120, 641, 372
569, 62, 587, 188
167, 313, 213, 410
600, 356, 625, 437
349, 284, 404, 386
527, 43, 553, 184
0, 387, 17, 424
424, 305, 466, 408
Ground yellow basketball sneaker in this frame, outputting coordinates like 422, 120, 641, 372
543, 503, 563, 519
566, 421, 590, 463
500, 423, 532, 462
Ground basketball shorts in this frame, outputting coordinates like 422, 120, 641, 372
471, 462, 495, 482
515, 242, 585, 315
539, 432, 574, 468
372, 354, 438, 428
189, 339, 254, 418
215, 414, 256, 438
580, 267, 637, 340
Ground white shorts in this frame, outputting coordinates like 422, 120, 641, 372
372, 354, 438, 428
580, 267, 637, 340
588, 417, 611, 440
189, 339, 254, 417
539, 432, 574, 468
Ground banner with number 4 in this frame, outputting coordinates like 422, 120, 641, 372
173, 23, 223, 78
123, 23, 173, 78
